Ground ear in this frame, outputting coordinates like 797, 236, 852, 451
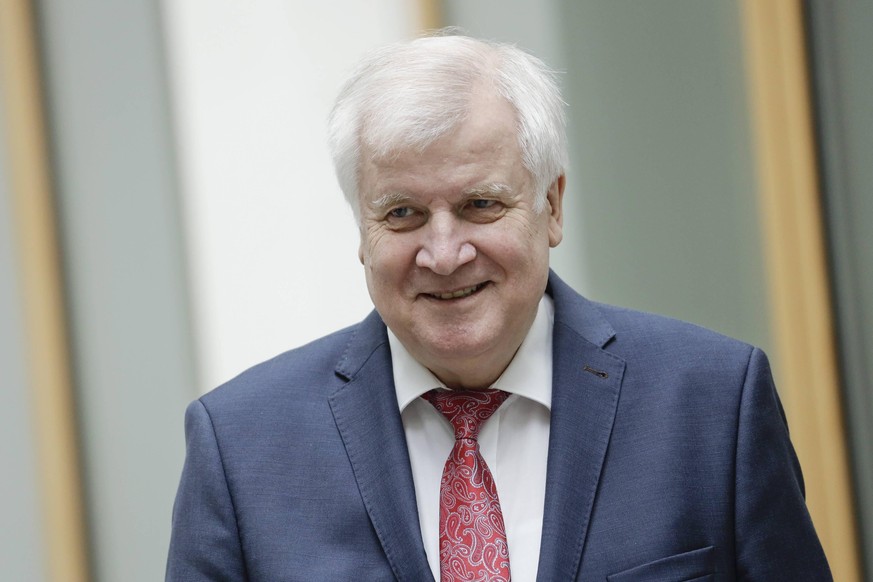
546, 175, 565, 248
358, 233, 365, 265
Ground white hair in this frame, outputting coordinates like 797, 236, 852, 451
327, 32, 568, 221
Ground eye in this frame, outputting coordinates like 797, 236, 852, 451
389, 207, 414, 218
470, 199, 496, 209
383, 206, 427, 231
461, 198, 504, 223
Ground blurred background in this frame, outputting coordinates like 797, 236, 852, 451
1, 0, 870, 580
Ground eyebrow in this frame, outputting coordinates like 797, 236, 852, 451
368, 182, 514, 212
368, 192, 413, 211
463, 183, 513, 197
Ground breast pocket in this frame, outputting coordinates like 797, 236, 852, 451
606, 545, 715, 581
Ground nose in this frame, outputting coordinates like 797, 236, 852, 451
415, 212, 476, 275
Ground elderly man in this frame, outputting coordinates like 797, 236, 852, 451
167, 34, 831, 581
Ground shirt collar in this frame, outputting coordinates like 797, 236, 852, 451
389, 295, 554, 412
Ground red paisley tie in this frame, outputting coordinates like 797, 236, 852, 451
423, 388, 512, 582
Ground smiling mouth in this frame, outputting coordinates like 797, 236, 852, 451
427, 282, 488, 300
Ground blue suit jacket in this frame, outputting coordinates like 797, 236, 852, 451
167, 272, 831, 581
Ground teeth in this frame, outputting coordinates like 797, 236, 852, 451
433, 284, 482, 300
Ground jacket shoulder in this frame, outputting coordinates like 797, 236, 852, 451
599, 302, 751, 345
548, 270, 756, 364
198, 321, 362, 413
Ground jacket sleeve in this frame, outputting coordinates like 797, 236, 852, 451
166, 399, 248, 581
734, 348, 832, 580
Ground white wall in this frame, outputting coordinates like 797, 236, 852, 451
163, 1, 421, 391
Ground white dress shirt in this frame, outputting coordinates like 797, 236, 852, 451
389, 296, 554, 582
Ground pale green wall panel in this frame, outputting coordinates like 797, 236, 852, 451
556, 0, 769, 352
34, 1, 197, 579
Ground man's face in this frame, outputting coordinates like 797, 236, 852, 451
357, 90, 564, 389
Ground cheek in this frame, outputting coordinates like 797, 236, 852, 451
495, 209, 549, 245
485, 227, 551, 286
486, 223, 544, 264
361, 228, 391, 269
364, 235, 415, 282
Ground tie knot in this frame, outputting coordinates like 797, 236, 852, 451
423, 388, 509, 441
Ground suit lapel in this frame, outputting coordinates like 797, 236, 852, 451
536, 273, 625, 581
328, 312, 434, 582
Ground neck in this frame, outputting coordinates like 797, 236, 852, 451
424, 349, 520, 390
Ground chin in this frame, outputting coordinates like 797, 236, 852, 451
417, 327, 501, 362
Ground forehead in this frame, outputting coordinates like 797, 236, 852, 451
359, 92, 528, 201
